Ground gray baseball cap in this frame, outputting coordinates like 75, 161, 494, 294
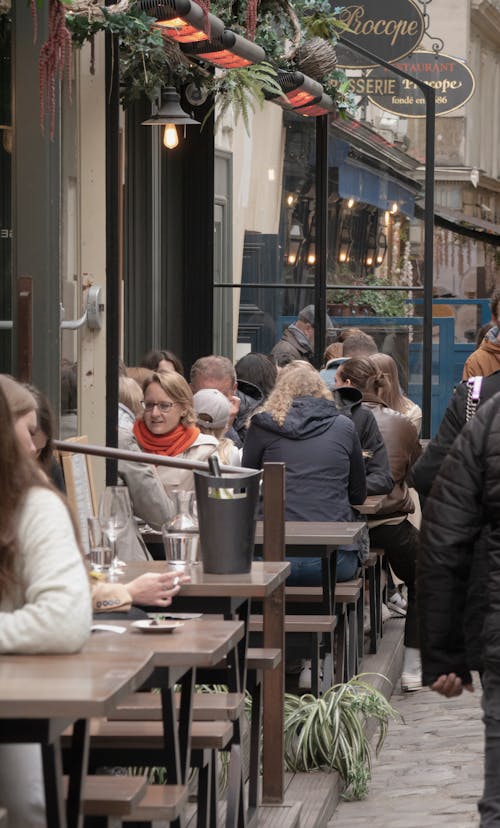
193, 388, 230, 430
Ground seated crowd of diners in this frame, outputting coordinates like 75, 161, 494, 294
0, 323, 439, 826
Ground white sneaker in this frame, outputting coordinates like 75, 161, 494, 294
298, 664, 312, 690
388, 591, 407, 616
401, 646, 423, 692
298, 659, 323, 691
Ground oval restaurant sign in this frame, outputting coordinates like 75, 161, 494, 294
361, 51, 476, 117
335, 0, 425, 69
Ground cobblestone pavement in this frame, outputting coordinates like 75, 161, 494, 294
330, 678, 484, 827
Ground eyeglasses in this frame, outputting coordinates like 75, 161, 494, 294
141, 401, 176, 413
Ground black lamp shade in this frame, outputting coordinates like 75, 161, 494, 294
142, 87, 200, 126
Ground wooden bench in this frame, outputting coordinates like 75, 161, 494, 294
249, 614, 336, 697
63, 719, 233, 828
64, 774, 188, 826
109, 691, 245, 722
122, 783, 189, 823
63, 774, 148, 817
284, 582, 363, 684
335, 578, 363, 680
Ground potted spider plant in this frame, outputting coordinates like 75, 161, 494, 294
283, 674, 402, 800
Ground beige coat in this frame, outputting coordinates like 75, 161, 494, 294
119, 427, 218, 503
462, 335, 500, 379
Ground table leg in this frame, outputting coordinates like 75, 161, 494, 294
41, 737, 67, 828
161, 668, 195, 785
65, 718, 89, 828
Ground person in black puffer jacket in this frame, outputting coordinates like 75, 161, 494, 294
411, 369, 500, 498
418, 392, 500, 826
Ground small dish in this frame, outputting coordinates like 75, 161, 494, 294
131, 619, 184, 634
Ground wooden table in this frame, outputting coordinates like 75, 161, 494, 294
85, 619, 244, 789
353, 495, 388, 515
0, 646, 155, 828
115, 561, 290, 807
255, 520, 365, 546
255, 520, 365, 612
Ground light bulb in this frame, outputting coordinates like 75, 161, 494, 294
391, 202, 398, 214
163, 123, 179, 149
384, 211, 390, 225
347, 198, 355, 208
339, 252, 347, 263
307, 253, 316, 266
366, 256, 373, 266
288, 253, 297, 265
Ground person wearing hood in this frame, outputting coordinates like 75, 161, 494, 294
462, 290, 500, 379
233, 353, 277, 443
271, 304, 333, 365
242, 362, 366, 584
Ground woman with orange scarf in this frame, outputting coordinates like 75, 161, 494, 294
130, 371, 218, 496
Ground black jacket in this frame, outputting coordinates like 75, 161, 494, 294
411, 369, 500, 497
242, 396, 366, 522
419, 392, 500, 684
332, 387, 394, 496
233, 379, 264, 446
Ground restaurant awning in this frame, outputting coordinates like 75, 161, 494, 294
415, 204, 500, 246
338, 158, 417, 217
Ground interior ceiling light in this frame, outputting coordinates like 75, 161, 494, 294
265, 70, 323, 110
182, 29, 265, 68
138, 0, 223, 43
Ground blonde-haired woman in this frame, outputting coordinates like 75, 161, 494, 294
127, 371, 218, 496
243, 363, 366, 583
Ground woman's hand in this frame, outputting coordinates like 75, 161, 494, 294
125, 571, 190, 607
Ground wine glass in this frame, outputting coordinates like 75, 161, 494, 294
98, 487, 130, 572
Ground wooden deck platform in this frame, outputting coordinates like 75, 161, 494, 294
182, 617, 404, 828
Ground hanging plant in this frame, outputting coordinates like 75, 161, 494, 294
37, 0, 73, 139
204, 61, 282, 133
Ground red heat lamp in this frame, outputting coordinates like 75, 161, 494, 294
182, 30, 265, 68
293, 93, 335, 117
266, 71, 323, 111
138, 0, 223, 43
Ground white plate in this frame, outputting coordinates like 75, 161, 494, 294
131, 619, 184, 634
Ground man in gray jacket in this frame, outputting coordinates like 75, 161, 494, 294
271, 305, 332, 365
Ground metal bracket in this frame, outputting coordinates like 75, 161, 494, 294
60, 286, 103, 330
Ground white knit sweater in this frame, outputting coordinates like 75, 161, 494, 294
0, 486, 92, 653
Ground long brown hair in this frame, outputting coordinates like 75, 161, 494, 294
0, 384, 47, 599
337, 357, 386, 398
369, 353, 413, 415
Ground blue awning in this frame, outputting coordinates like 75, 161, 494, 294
338, 159, 416, 217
